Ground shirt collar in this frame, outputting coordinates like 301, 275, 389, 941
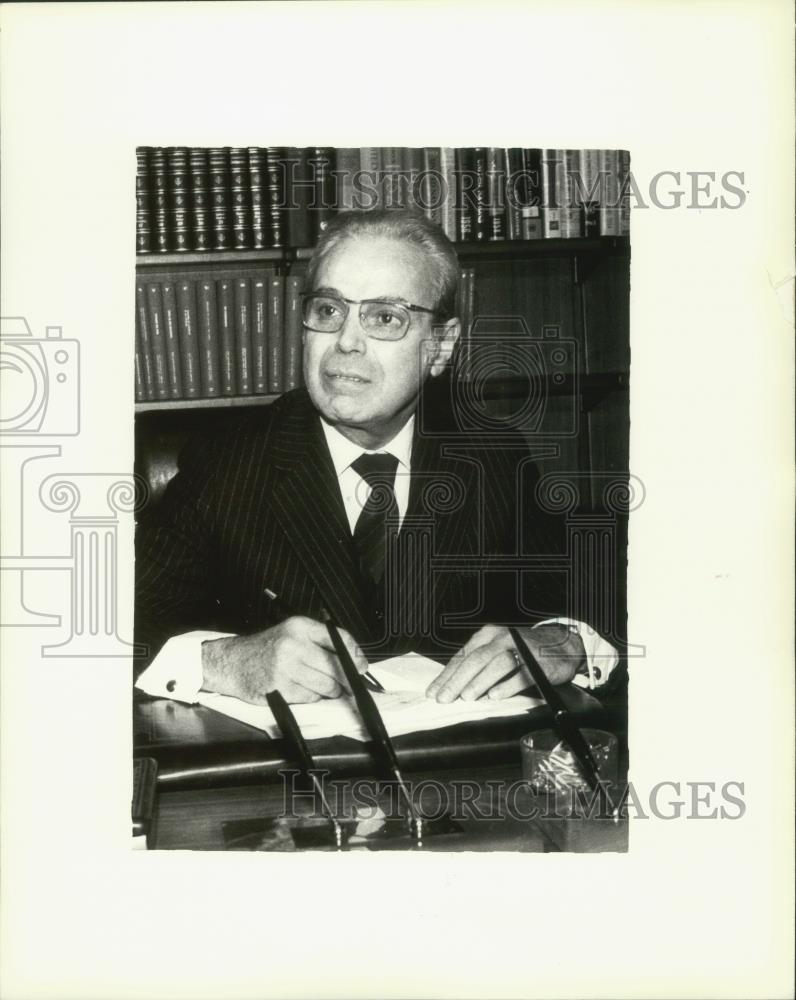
319, 414, 415, 478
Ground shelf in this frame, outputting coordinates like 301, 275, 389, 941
134, 373, 627, 414
135, 394, 279, 413
136, 236, 630, 270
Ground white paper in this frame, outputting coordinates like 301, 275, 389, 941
195, 652, 542, 741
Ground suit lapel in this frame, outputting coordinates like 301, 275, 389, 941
267, 393, 372, 637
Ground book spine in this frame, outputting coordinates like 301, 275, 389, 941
333, 147, 359, 211
134, 343, 146, 401
283, 275, 303, 391
209, 147, 232, 250
598, 149, 621, 236
135, 282, 155, 399
264, 147, 286, 248
309, 147, 334, 239
455, 148, 474, 242
160, 281, 184, 398
380, 147, 403, 208
559, 149, 583, 238
519, 148, 543, 240
541, 149, 562, 238
439, 147, 457, 240
358, 147, 382, 211
421, 147, 442, 226
618, 149, 631, 236
578, 149, 602, 238
268, 275, 284, 394
176, 279, 202, 398
402, 147, 425, 213
150, 148, 170, 253
196, 278, 220, 397
248, 147, 266, 250
472, 147, 489, 241
234, 277, 253, 395
486, 147, 506, 241
188, 148, 211, 251
135, 147, 153, 254
251, 276, 269, 394
456, 267, 476, 379
217, 278, 237, 395
285, 147, 312, 247
504, 148, 523, 241
167, 147, 192, 252
229, 148, 251, 250
144, 283, 170, 399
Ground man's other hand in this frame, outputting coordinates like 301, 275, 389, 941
426, 624, 586, 703
200, 616, 369, 705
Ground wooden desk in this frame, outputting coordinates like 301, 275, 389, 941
134, 684, 628, 853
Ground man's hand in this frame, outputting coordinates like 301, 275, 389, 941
201, 616, 369, 705
426, 624, 586, 703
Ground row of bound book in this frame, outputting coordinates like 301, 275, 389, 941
136, 147, 630, 255
134, 267, 477, 403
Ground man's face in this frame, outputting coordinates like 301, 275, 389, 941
303, 235, 457, 448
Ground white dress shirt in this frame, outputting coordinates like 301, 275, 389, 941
136, 414, 618, 702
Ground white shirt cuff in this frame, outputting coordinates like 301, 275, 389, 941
532, 618, 619, 690
134, 630, 234, 704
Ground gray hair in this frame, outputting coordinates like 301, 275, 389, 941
304, 208, 460, 322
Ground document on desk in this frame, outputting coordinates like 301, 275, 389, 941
196, 652, 543, 742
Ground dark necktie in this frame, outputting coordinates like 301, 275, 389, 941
351, 452, 399, 585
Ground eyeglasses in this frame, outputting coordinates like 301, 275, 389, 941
300, 293, 438, 341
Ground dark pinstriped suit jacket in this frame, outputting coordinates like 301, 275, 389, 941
134, 384, 570, 675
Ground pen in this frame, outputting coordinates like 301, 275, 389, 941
265, 689, 344, 850
322, 609, 423, 845
263, 587, 385, 693
508, 626, 615, 815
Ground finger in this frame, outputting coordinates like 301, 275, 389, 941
486, 668, 534, 701
298, 618, 370, 674
283, 658, 343, 699
426, 625, 501, 697
459, 649, 521, 702
273, 679, 324, 705
432, 640, 505, 703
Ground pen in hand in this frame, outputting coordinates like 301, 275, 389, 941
263, 588, 385, 693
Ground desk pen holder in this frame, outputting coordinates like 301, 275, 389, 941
520, 728, 618, 818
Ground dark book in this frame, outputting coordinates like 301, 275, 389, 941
381, 147, 404, 208
471, 147, 489, 241
308, 147, 334, 239
598, 149, 621, 236
189, 147, 211, 251
217, 278, 237, 395
196, 278, 220, 397
334, 147, 360, 210
134, 344, 146, 402
455, 267, 476, 380
504, 147, 524, 241
248, 147, 266, 250
150, 147, 170, 253
229, 148, 251, 250
263, 147, 286, 248
283, 275, 304, 391
234, 277, 253, 395
422, 147, 443, 227
541, 149, 562, 238
251, 275, 269, 394
135, 147, 153, 254
522, 148, 544, 239
619, 149, 631, 236
358, 148, 381, 212
160, 281, 184, 398
285, 147, 312, 248
268, 275, 284, 394
167, 147, 192, 252
578, 149, 601, 238
402, 147, 425, 213
485, 147, 506, 241
135, 283, 155, 399
454, 148, 474, 242
439, 147, 457, 240
143, 282, 169, 399
208, 147, 232, 251
176, 279, 202, 398
559, 149, 583, 238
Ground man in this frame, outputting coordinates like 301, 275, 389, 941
135, 209, 616, 705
